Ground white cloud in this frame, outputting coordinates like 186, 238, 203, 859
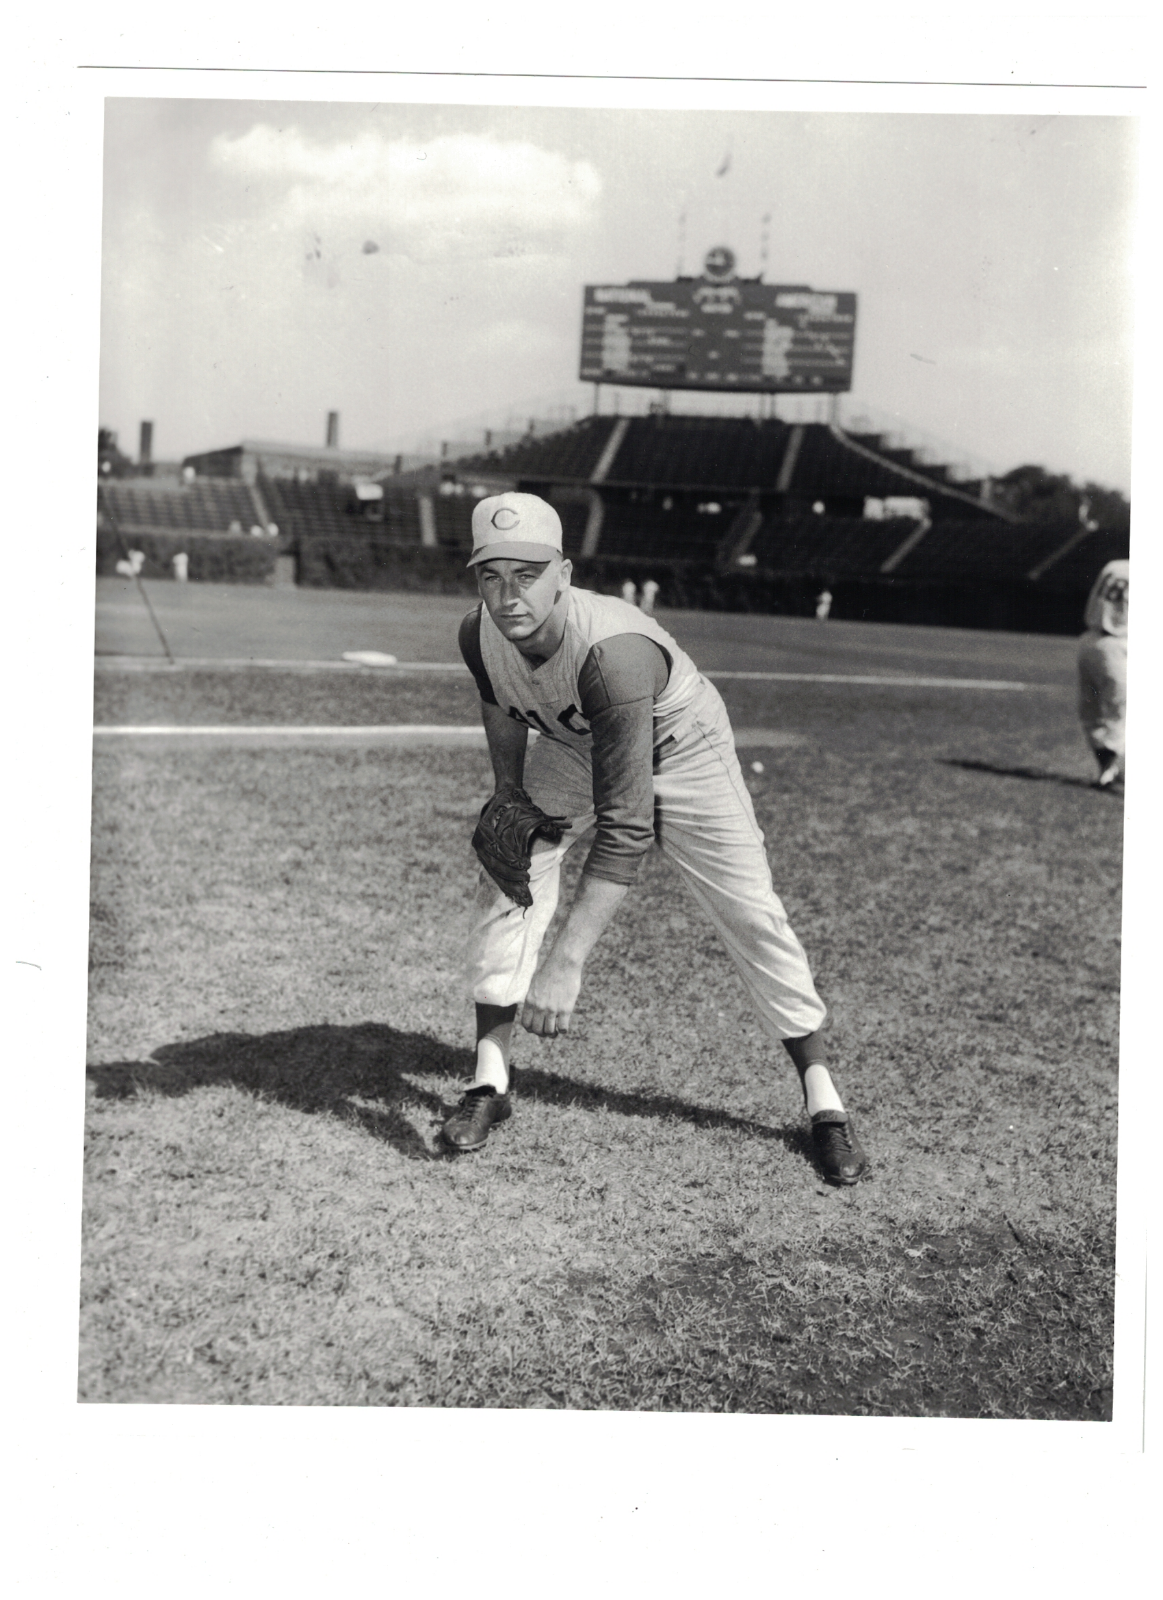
209, 127, 602, 262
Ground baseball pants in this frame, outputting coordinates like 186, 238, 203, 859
1077, 632, 1127, 758
466, 677, 827, 1042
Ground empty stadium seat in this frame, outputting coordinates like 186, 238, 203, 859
887, 520, 1071, 584
554, 498, 591, 558
454, 415, 622, 481
1033, 527, 1131, 593
98, 479, 259, 533
257, 475, 423, 544
788, 426, 995, 517
101, 417, 1105, 622
258, 477, 353, 539
604, 416, 792, 490
431, 492, 476, 552
597, 495, 729, 564
450, 415, 1000, 530
377, 487, 424, 544
749, 516, 915, 578
789, 427, 921, 504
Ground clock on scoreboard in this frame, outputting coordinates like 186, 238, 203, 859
579, 248, 857, 394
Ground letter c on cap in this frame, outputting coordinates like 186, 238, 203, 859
491, 507, 520, 531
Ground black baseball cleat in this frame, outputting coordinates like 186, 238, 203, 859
810, 1110, 868, 1186
441, 1085, 513, 1152
1095, 751, 1123, 788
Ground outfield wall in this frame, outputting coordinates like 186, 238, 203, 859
95, 528, 279, 584
293, 539, 1091, 635
94, 525, 1097, 633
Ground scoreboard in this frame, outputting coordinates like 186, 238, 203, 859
579, 273, 857, 394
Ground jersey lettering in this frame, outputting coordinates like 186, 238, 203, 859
556, 703, 592, 737
480, 589, 701, 748
506, 704, 556, 737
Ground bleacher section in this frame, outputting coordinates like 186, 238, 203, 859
596, 496, 733, 565
99, 478, 259, 532
260, 476, 422, 544
1030, 527, 1131, 593
458, 414, 1002, 522
456, 414, 622, 481
786, 427, 996, 516
603, 417, 791, 491
749, 516, 914, 578
887, 521, 1069, 585
555, 499, 591, 559
431, 493, 476, 552
101, 411, 1124, 633
427, 413, 1118, 629
260, 477, 351, 539
378, 487, 425, 544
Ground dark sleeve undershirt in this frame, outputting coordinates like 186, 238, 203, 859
458, 605, 497, 704
458, 609, 670, 886
577, 634, 670, 885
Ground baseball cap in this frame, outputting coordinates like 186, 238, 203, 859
467, 492, 563, 568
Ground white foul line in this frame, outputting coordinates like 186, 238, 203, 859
94, 656, 1043, 691
708, 670, 1037, 690
94, 724, 487, 738
95, 656, 467, 673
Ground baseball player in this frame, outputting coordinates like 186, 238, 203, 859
1077, 559, 1128, 787
442, 492, 866, 1185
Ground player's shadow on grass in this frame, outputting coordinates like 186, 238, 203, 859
940, 757, 1121, 793
86, 1021, 812, 1167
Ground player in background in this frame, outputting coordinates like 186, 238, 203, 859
442, 492, 866, 1185
1077, 560, 1128, 788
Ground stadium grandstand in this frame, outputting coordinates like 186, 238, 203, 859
425, 409, 1127, 629
97, 408, 1129, 632
98, 475, 261, 536
96, 245, 1129, 632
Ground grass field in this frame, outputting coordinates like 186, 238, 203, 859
82, 582, 1122, 1415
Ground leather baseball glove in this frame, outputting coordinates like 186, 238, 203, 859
472, 786, 572, 908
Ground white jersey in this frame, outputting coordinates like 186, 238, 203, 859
478, 587, 702, 752
1082, 559, 1128, 639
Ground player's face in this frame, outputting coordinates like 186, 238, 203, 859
476, 556, 570, 649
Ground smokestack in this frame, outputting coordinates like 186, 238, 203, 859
326, 411, 339, 449
139, 420, 153, 467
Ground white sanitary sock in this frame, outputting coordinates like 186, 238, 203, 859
473, 1036, 509, 1094
803, 1063, 845, 1117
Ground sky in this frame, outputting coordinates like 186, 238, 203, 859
100, 100, 1138, 489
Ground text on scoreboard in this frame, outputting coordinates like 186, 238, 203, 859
579, 281, 857, 393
